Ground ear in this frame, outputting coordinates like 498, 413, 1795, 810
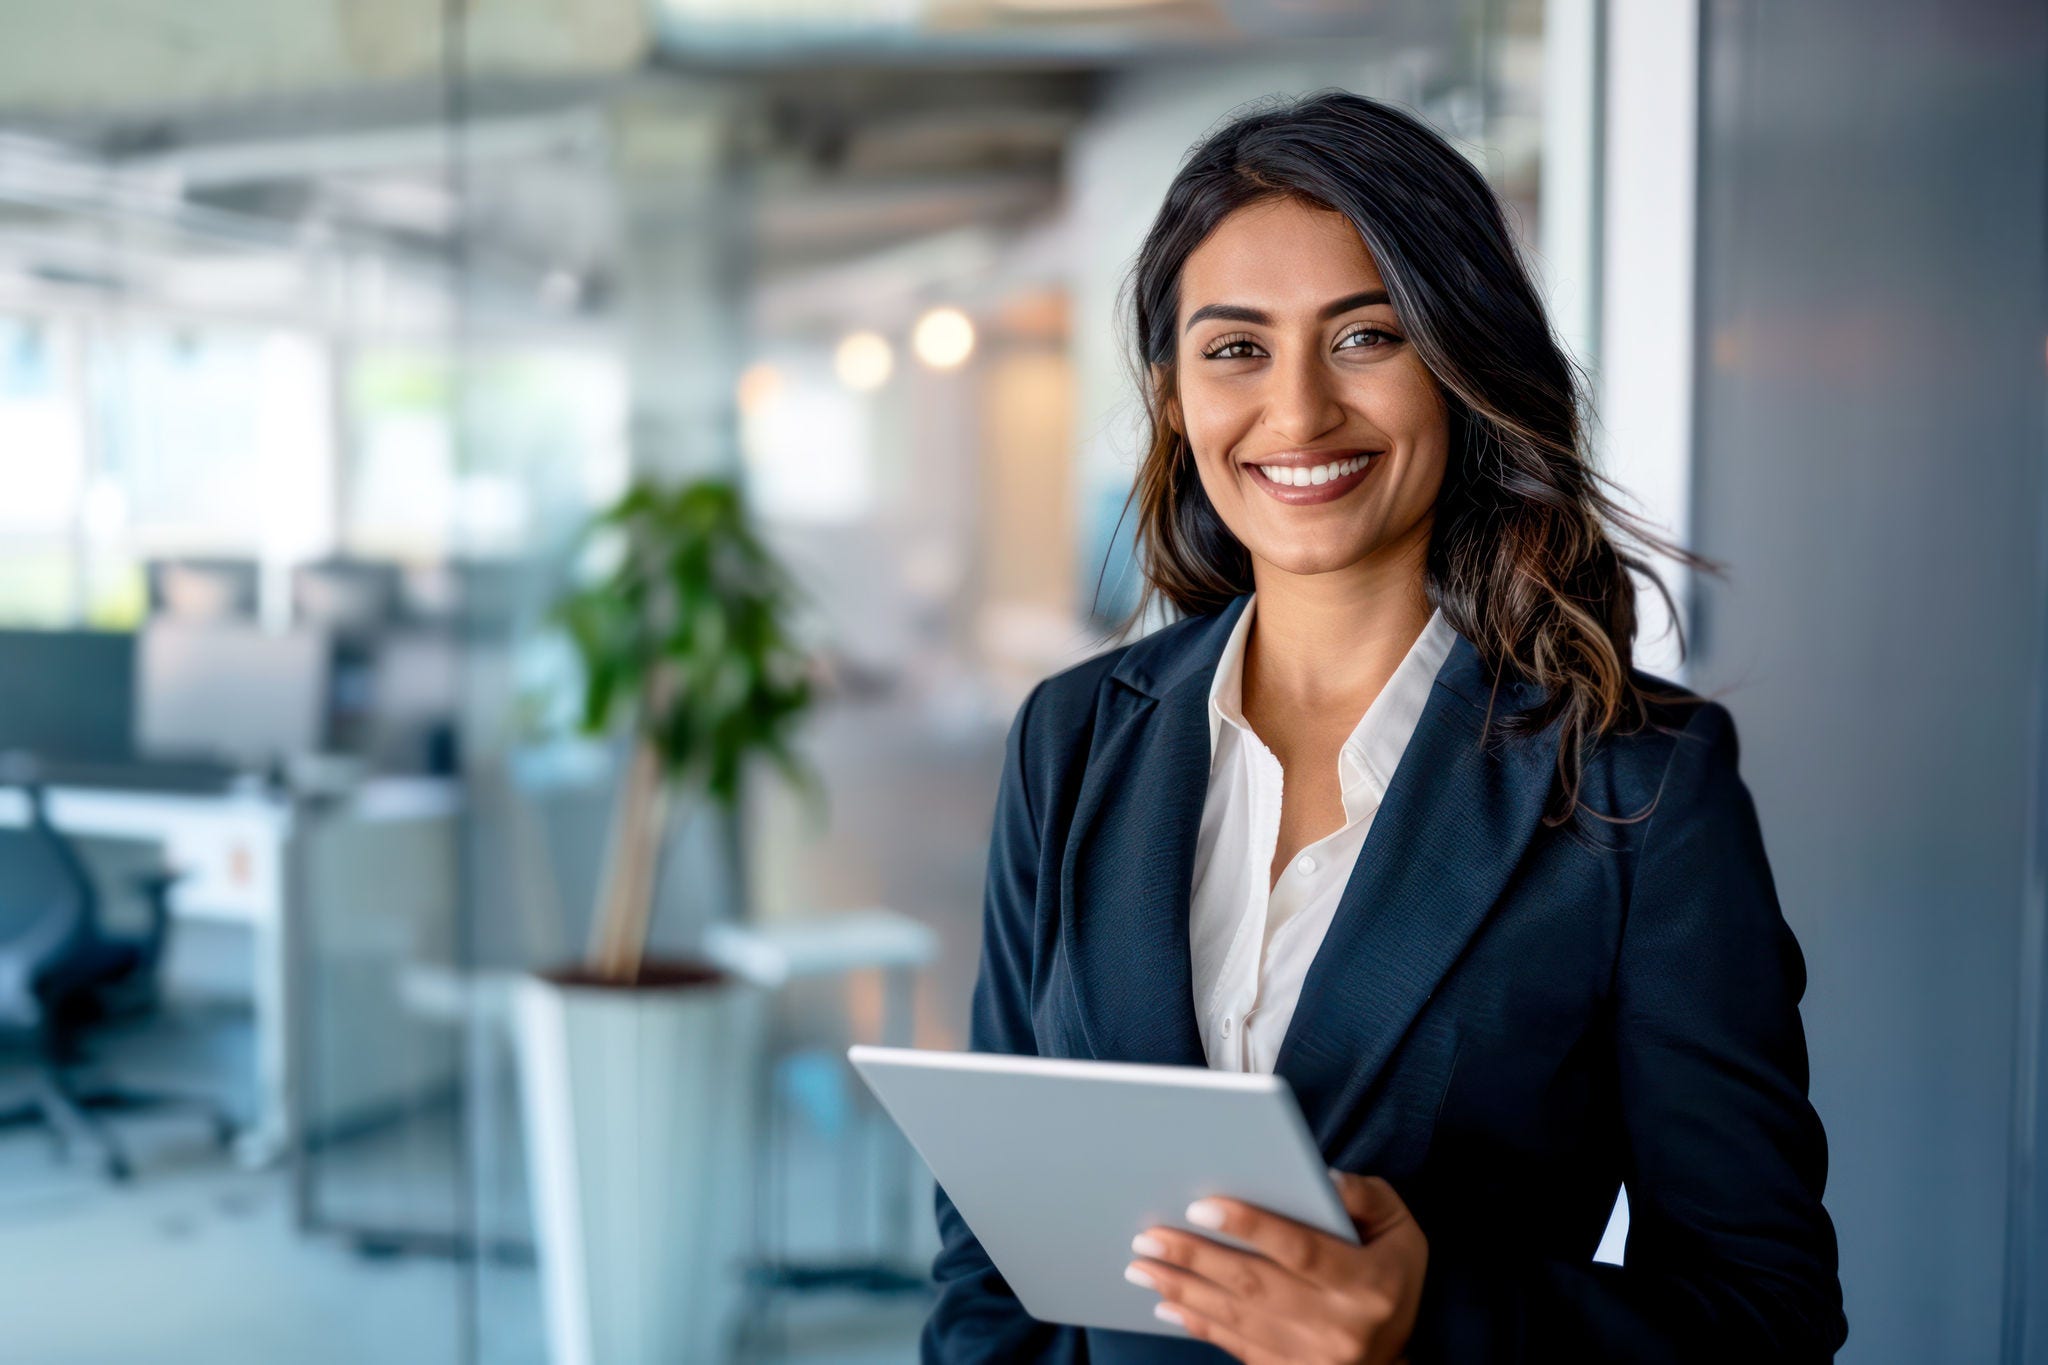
1149, 363, 1183, 436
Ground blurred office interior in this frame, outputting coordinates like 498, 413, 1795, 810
0, 1, 2041, 1363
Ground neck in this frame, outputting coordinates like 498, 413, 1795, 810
1243, 542, 1433, 709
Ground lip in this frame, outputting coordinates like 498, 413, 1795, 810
1244, 452, 1382, 505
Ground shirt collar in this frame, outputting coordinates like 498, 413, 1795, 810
1207, 593, 1460, 822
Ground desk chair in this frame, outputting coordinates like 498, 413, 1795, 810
0, 775, 235, 1181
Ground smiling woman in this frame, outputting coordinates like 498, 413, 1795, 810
925, 88, 1848, 1365
1122, 99, 1714, 835
1171, 208, 1437, 559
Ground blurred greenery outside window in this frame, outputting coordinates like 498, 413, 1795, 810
94, 324, 332, 617
346, 347, 456, 561
348, 345, 628, 563
0, 312, 627, 629
0, 315, 86, 624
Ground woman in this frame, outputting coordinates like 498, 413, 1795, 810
925, 90, 1846, 1363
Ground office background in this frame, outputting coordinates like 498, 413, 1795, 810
0, 1, 2041, 1362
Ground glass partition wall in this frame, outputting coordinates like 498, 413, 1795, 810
0, 11, 478, 1363
0, 4, 1554, 1362
441, 6, 1557, 1365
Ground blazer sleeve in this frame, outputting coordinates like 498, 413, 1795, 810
1405, 700, 1848, 1364
921, 679, 1089, 1365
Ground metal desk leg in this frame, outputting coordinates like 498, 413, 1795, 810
879, 963, 916, 1262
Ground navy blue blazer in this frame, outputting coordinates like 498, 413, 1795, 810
923, 593, 1846, 1363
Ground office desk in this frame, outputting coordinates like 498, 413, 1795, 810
0, 777, 461, 1170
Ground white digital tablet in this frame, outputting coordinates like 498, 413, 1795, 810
847, 1044, 1357, 1338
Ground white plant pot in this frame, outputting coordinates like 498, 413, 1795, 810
513, 967, 767, 1365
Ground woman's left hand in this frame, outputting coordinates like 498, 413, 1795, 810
1126, 1170, 1428, 1365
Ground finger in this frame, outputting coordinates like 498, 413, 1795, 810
1135, 1222, 1322, 1309
1182, 1197, 1346, 1285
1331, 1172, 1416, 1240
1133, 1251, 1319, 1359
1155, 1296, 1298, 1365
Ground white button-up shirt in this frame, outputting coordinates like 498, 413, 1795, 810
1189, 595, 1460, 1073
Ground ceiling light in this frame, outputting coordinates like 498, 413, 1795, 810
737, 361, 786, 416
835, 331, 894, 392
992, 0, 1183, 10
912, 307, 975, 370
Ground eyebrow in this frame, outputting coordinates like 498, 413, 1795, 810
1183, 288, 1390, 335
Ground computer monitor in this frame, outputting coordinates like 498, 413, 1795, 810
135, 621, 329, 769
146, 558, 259, 621
0, 629, 137, 765
364, 629, 462, 773
292, 558, 400, 632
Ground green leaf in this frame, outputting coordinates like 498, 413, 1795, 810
548, 475, 824, 951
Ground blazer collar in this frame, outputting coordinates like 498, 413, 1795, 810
1206, 595, 1461, 826
1062, 592, 1561, 1148
1108, 591, 1543, 714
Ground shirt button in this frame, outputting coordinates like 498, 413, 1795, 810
1296, 854, 1317, 875
1221, 1016, 1233, 1037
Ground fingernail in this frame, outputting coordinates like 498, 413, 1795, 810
1131, 1232, 1166, 1257
1185, 1199, 1226, 1229
1124, 1262, 1156, 1290
1154, 1302, 1185, 1326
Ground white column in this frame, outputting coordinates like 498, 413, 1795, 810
610, 90, 755, 482
1597, 0, 1700, 683
1539, 0, 1603, 374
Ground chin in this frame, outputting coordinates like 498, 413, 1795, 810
1252, 540, 1381, 578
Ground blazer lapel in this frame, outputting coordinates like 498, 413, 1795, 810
1272, 630, 1562, 1150
1056, 595, 1249, 1068
1052, 591, 1562, 1140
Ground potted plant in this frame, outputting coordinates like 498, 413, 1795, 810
512, 475, 818, 1365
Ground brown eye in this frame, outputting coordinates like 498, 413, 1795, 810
1200, 334, 1260, 360
1338, 325, 1400, 350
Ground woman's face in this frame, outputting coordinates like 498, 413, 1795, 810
1164, 196, 1449, 582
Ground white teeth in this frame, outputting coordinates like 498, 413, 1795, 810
1255, 455, 1370, 486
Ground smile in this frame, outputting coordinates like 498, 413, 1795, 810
1246, 453, 1379, 504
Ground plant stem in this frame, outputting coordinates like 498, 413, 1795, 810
587, 737, 668, 982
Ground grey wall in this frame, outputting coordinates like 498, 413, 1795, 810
1689, 1, 2048, 1360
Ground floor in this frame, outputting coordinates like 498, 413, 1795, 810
0, 1130, 472, 1364
0, 1013, 942, 1365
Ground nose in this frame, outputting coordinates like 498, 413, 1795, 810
1261, 343, 1346, 446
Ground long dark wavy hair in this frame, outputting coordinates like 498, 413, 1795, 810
1104, 88, 1720, 831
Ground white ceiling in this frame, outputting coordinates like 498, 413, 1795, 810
0, 0, 1538, 336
